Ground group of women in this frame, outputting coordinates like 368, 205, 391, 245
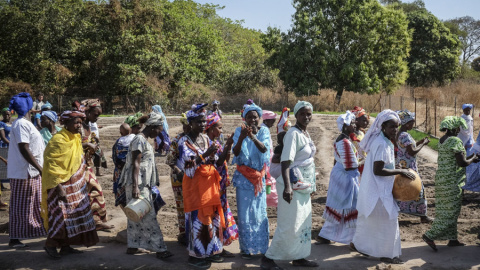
3, 92, 480, 268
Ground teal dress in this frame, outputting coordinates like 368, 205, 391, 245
40, 126, 62, 145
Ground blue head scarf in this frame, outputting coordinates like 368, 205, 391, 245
42, 111, 58, 123
186, 103, 208, 123
152, 105, 168, 132
41, 101, 53, 111
242, 103, 263, 119
462, 104, 473, 110
9, 92, 33, 117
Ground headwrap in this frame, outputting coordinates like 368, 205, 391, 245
359, 109, 400, 153
212, 100, 220, 105
336, 111, 356, 132
145, 112, 164, 126
9, 92, 33, 118
180, 112, 188, 125
262, 110, 277, 120
397, 109, 415, 125
439, 116, 468, 132
42, 111, 58, 123
59, 110, 86, 125
124, 112, 143, 127
205, 113, 221, 130
41, 102, 53, 111
277, 107, 291, 134
352, 106, 366, 118
2, 107, 9, 112
293, 101, 313, 116
242, 103, 263, 119
187, 103, 208, 123
152, 105, 169, 132
246, 99, 254, 105
462, 104, 474, 110
81, 99, 101, 111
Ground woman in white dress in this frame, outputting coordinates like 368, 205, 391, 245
351, 110, 415, 264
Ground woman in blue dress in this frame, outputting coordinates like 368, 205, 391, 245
232, 103, 271, 259
0, 107, 11, 208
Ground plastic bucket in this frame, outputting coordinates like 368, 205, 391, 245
123, 196, 152, 223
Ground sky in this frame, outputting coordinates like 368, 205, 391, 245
194, 0, 480, 32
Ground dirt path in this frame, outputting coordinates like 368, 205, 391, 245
1, 114, 479, 270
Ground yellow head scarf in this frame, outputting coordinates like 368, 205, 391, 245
41, 128, 84, 230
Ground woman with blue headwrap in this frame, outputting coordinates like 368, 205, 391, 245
232, 102, 271, 259
33, 101, 53, 129
7, 92, 46, 248
0, 107, 11, 207
152, 105, 171, 155
39, 111, 61, 146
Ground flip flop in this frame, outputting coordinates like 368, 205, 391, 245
9, 243, 30, 249
292, 259, 319, 267
220, 249, 235, 258
380, 257, 404, 264
60, 246, 83, 255
447, 240, 466, 247
260, 265, 284, 270
422, 234, 438, 251
206, 254, 224, 263
241, 253, 254, 260
44, 247, 61, 260
156, 250, 174, 260
188, 257, 211, 269
349, 243, 369, 257
96, 224, 114, 232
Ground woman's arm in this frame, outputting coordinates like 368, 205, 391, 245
407, 137, 430, 156
131, 150, 142, 199
233, 127, 248, 156
250, 134, 267, 153
216, 135, 234, 167
281, 160, 293, 203
373, 161, 415, 179
0, 129, 9, 144
455, 152, 479, 167
18, 143, 42, 174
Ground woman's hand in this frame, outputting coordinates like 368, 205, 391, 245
401, 169, 416, 180
205, 143, 219, 157
86, 143, 97, 153
283, 186, 293, 204
225, 132, 234, 147
473, 154, 480, 163
132, 186, 140, 199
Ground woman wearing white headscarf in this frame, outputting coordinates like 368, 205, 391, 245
351, 110, 415, 264
317, 111, 360, 245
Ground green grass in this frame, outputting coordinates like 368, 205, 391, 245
408, 129, 439, 151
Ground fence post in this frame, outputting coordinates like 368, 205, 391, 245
425, 99, 428, 133
454, 96, 457, 116
389, 95, 391, 109
401, 96, 403, 110
414, 98, 417, 127
434, 100, 437, 137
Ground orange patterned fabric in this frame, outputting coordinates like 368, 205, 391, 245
236, 164, 266, 197
182, 164, 225, 228
85, 167, 107, 224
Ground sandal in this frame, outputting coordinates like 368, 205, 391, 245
188, 257, 211, 269
420, 216, 434, 224
96, 224, 114, 232
206, 254, 224, 263
220, 249, 235, 258
261, 256, 284, 270
156, 250, 174, 260
447, 240, 466, 247
349, 243, 369, 257
60, 246, 83, 255
315, 236, 331, 245
422, 234, 438, 251
126, 248, 151, 254
44, 247, 61, 260
380, 257, 404, 264
9, 241, 29, 249
292, 259, 319, 267
241, 253, 253, 260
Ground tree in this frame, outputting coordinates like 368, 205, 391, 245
406, 10, 461, 86
262, 0, 411, 98
472, 56, 480, 72
445, 16, 480, 65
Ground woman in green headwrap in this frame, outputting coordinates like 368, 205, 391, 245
423, 116, 480, 251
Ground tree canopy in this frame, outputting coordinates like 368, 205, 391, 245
0, 0, 277, 99
262, 0, 411, 97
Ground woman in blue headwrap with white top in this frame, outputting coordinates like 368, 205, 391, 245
232, 102, 271, 259
458, 104, 474, 154
152, 105, 171, 155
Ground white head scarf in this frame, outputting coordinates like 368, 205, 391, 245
145, 112, 164, 126
336, 110, 355, 132
359, 109, 400, 153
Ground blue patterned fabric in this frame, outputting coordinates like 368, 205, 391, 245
232, 124, 270, 255
0, 121, 11, 147
185, 209, 223, 258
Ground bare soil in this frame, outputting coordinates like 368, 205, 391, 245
0, 114, 479, 269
